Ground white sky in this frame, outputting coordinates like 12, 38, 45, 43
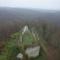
0, 0, 60, 10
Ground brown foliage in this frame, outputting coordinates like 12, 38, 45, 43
48, 45, 60, 60
0, 41, 5, 53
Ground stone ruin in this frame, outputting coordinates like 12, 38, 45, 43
17, 25, 40, 60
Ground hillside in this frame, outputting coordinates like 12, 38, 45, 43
0, 7, 60, 60
0, 31, 47, 60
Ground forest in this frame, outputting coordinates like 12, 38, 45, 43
0, 7, 60, 60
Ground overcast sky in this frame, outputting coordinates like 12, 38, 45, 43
0, 0, 60, 10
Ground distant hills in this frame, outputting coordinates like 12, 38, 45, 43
0, 7, 60, 40
0, 7, 60, 23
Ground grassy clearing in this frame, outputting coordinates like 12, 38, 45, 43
22, 33, 34, 45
